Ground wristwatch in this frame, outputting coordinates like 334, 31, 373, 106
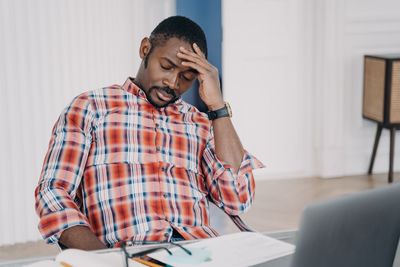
207, 102, 232, 120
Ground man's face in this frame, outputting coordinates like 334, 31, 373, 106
135, 37, 198, 108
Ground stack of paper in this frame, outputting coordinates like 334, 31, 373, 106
149, 232, 295, 267
23, 232, 294, 267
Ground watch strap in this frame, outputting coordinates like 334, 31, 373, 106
207, 103, 231, 120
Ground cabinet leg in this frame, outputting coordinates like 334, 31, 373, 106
368, 124, 383, 174
389, 128, 395, 183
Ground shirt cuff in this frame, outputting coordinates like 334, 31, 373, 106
213, 150, 265, 182
38, 208, 92, 244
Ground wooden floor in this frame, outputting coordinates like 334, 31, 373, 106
0, 172, 396, 262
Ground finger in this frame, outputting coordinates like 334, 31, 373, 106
181, 61, 209, 74
193, 43, 206, 58
178, 46, 211, 69
177, 52, 211, 71
179, 46, 203, 60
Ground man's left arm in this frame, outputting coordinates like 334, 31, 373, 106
209, 108, 244, 173
178, 44, 265, 214
178, 44, 244, 172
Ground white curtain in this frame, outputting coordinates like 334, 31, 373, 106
0, 0, 175, 246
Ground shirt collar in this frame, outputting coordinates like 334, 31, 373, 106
122, 77, 146, 98
121, 77, 183, 108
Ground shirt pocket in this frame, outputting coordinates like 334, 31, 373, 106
163, 121, 208, 174
86, 111, 158, 167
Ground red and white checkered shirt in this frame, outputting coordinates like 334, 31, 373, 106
35, 78, 264, 247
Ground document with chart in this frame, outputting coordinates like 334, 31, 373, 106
149, 232, 295, 267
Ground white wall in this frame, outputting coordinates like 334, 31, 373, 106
0, 0, 174, 246
223, 0, 400, 179
223, 0, 315, 179
315, 0, 400, 178
2, 0, 400, 246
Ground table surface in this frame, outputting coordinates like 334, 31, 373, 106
0, 230, 297, 267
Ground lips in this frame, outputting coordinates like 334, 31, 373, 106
155, 88, 174, 102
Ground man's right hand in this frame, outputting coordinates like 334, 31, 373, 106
59, 225, 108, 250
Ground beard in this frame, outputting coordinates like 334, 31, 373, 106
145, 86, 180, 108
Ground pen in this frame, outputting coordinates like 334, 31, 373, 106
133, 257, 163, 267
59, 262, 73, 267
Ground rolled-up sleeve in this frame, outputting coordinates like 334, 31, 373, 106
34, 94, 94, 244
201, 135, 265, 215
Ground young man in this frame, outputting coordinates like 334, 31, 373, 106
35, 16, 264, 250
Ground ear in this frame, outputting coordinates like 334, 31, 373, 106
139, 37, 151, 59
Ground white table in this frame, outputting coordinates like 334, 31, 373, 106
0, 230, 296, 267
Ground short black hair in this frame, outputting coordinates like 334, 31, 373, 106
145, 16, 207, 66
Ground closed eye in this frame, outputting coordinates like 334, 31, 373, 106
182, 75, 193, 81
181, 73, 196, 81
161, 64, 173, 70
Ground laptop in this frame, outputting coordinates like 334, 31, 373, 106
290, 183, 400, 267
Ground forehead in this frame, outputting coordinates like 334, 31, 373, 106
153, 37, 194, 57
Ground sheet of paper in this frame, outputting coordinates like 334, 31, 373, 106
23, 249, 148, 267
56, 249, 148, 267
149, 232, 295, 267
23, 260, 58, 267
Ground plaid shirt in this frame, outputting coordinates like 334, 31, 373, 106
35, 78, 264, 247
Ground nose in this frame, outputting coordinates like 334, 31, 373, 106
163, 73, 179, 90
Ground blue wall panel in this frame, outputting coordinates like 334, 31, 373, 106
176, 0, 222, 112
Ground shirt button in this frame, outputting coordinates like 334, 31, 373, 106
156, 146, 160, 152
164, 233, 169, 237
163, 193, 168, 198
